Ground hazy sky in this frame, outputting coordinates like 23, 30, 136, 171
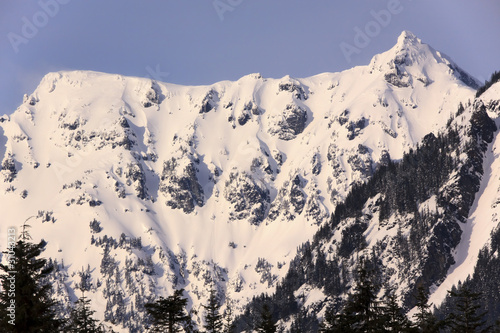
1, 0, 499, 115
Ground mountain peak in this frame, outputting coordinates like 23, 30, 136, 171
368, 30, 480, 89
396, 30, 420, 48
379, 30, 429, 67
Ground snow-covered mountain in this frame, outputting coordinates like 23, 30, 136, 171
1, 31, 496, 332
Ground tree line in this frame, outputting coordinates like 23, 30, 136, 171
0, 223, 111, 332
2, 224, 499, 332
476, 71, 500, 98
0, 223, 276, 332
318, 259, 499, 333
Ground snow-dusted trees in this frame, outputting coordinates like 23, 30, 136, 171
202, 287, 223, 333
412, 286, 440, 332
145, 289, 189, 333
320, 260, 385, 332
255, 304, 277, 333
447, 286, 488, 333
476, 70, 500, 98
67, 291, 105, 333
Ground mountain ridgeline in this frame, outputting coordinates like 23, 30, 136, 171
1, 31, 500, 332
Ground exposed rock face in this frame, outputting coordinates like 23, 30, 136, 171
288, 175, 306, 214
326, 144, 346, 187
448, 63, 481, 89
235, 101, 262, 126
469, 101, 497, 144
337, 109, 349, 126
250, 156, 273, 176
124, 162, 147, 200
384, 55, 412, 88
237, 111, 251, 126
304, 183, 326, 223
384, 71, 411, 88
311, 153, 321, 176
278, 82, 308, 100
200, 89, 219, 114
141, 81, 163, 108
268, 174, 306, 221
159, 157, 205, 213
378, 150, 391, 167
224, 171, 270, 225
346, 117, 367, 140
1, 155, 17, 182
269, 104, 308, 140
58, 112, 136, 151
347, 144, 373, 179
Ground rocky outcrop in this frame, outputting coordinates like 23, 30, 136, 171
311, 152, 321, 176
59, 114, 136, 151
304, 184, 327, 224
124, 162, 148, 200
278, 82, 308, 100
141, 81, 163, 108
346, 117, 368, 140
199, 89, 219, 114
347, 144, 373, 179
1, 154, 17, 182
159, 157, 205, 213
384, 60, 411, 88
268, 104, 308, 140
268, 174, 306, 222
224, 171, 270, 225
234, 101, 262, 126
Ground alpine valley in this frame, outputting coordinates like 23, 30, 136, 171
1, 31, 500, 332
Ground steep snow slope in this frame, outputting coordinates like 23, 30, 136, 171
0, 31, 480, 331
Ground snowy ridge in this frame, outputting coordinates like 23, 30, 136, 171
0, 31, 486, 331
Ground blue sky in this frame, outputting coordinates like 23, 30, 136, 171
1, 0, 499, 115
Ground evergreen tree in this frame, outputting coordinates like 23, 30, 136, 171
145, 289, 189, 333
381, 288, 412, 332
412, 286, 440, 333
319, 301, 349, 333
476, 70, 500, 97
255, 303, 277, 333
289, 305, 319, 333
0, 223, 65, 332
447, 286, 490, 333
222, 297, 235, 333
184, 309, 199, 333
341, 260, 383, 332
321, 261, 383, 333
203, 287, 223, 333
66, 291, 104, 332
